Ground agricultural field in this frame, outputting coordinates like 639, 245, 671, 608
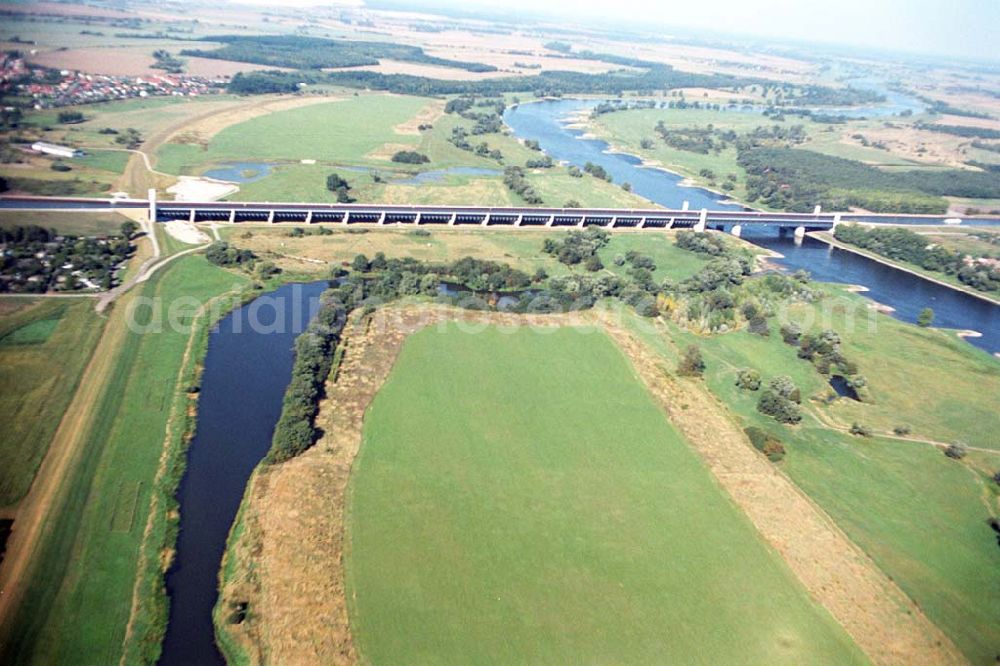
0, 256, 249, 665
346, 324, 864, 663
620, 284, 1000, 663
0, 298, 105, 506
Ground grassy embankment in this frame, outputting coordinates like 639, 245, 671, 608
0, 299, 105, 507
620, 283, 1000, 664
346, 324, 865, 663
221, 226, 716, 283
0, 256, 249, 665
153, 93, 650, 208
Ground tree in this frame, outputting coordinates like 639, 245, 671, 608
584, 254, 603, 272
677, 345, 705, 377
768, 375, 800, 403
735, 368, 761, 391
564, 199, 581, 208
351, 254, 369, 272
120, 220, 138, 240
757, 390, 801, 424
917, 307, 934, 327
849, 422, 872, 437
944, 441, 968, 459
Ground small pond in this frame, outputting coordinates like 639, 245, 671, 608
829, 375, 861, 401
201, 162, 275, 184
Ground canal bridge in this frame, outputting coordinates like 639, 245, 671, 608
0, 193, 979, 237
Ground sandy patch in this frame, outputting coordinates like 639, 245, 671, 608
393, 99, 446, 134
366, 142, 417, 161
166, 176, 237, 201
164, 220, 210, 245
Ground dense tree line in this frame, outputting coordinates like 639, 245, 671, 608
267, 291, 347, 463
738, 147, 1000, 213
503, 166, 543, 203
834, 224, 1000, 293
183, 34, 496, 72
917, 123, 1000, 140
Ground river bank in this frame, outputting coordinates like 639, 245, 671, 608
808, 231, 1000, 307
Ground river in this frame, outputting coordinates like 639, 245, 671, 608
159, 281, 328, 666
503, 99, 1000, 354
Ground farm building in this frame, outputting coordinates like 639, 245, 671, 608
30, 142, 83, 158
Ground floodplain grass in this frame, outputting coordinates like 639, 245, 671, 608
346, 324, 865, 664
617, 291, 1000, 664
0, 299, 105, 506
0, 256, 248, 665
221, 226, 716, 284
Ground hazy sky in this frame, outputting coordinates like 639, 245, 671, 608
254, 0, 998, 62
443, 0, 999, 61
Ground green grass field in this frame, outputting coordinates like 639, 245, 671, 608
0, 299, 105, 506
155, 95, 430, 175
0, 257, 248, 665
345, 324, 864, 664
619, 290, 1000, 663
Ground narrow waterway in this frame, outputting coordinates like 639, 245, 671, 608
503, 99, 1000, 354
159, 281, 328, 666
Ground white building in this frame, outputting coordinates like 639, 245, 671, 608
30, 142, 82, 159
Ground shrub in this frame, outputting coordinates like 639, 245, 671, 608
893, 425, 911, 436
849, 422, 872, 437
584, 254, 604, 272
391, 150, 430, 164
677, 345, 705, 377
768, 375, 800, 403
780, 323, 802, 345
744, 426, 785, 462
944, 442, 968, 459
735, 368, 761, 391
757, 390, 801, 424
917, 307, 934, 327
748, 315, 769, 336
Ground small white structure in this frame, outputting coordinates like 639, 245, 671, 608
31, 142, 82, 159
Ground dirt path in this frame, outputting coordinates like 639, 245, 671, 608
595, 312, 966, 665
0, 286, 134, 630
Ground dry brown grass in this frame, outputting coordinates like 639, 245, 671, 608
392, 99, 445, 134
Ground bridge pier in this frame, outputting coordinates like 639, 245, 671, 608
546, 215, 554, 227
515, 214, 523, 227
342, 212, 349, 225
229, 209, 236, 224
306, 211, 314, 224
731, 224, 742, 238
482, 215, 490, 227
794, 225, 806, 238
694, 208, 707, 232
666, 219, 675, 230
267, 210, 275, 224
448, 213, 456, 226
378, 212, 386, 225
639, 217, 647, 228
610, 217, 618, 229
148, 189, 157, 222
577, 217, 585, 228
813, 205, 822, 216
415, 213, 422, 225
188, 208, 196, 224
832, 212, 841, 230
